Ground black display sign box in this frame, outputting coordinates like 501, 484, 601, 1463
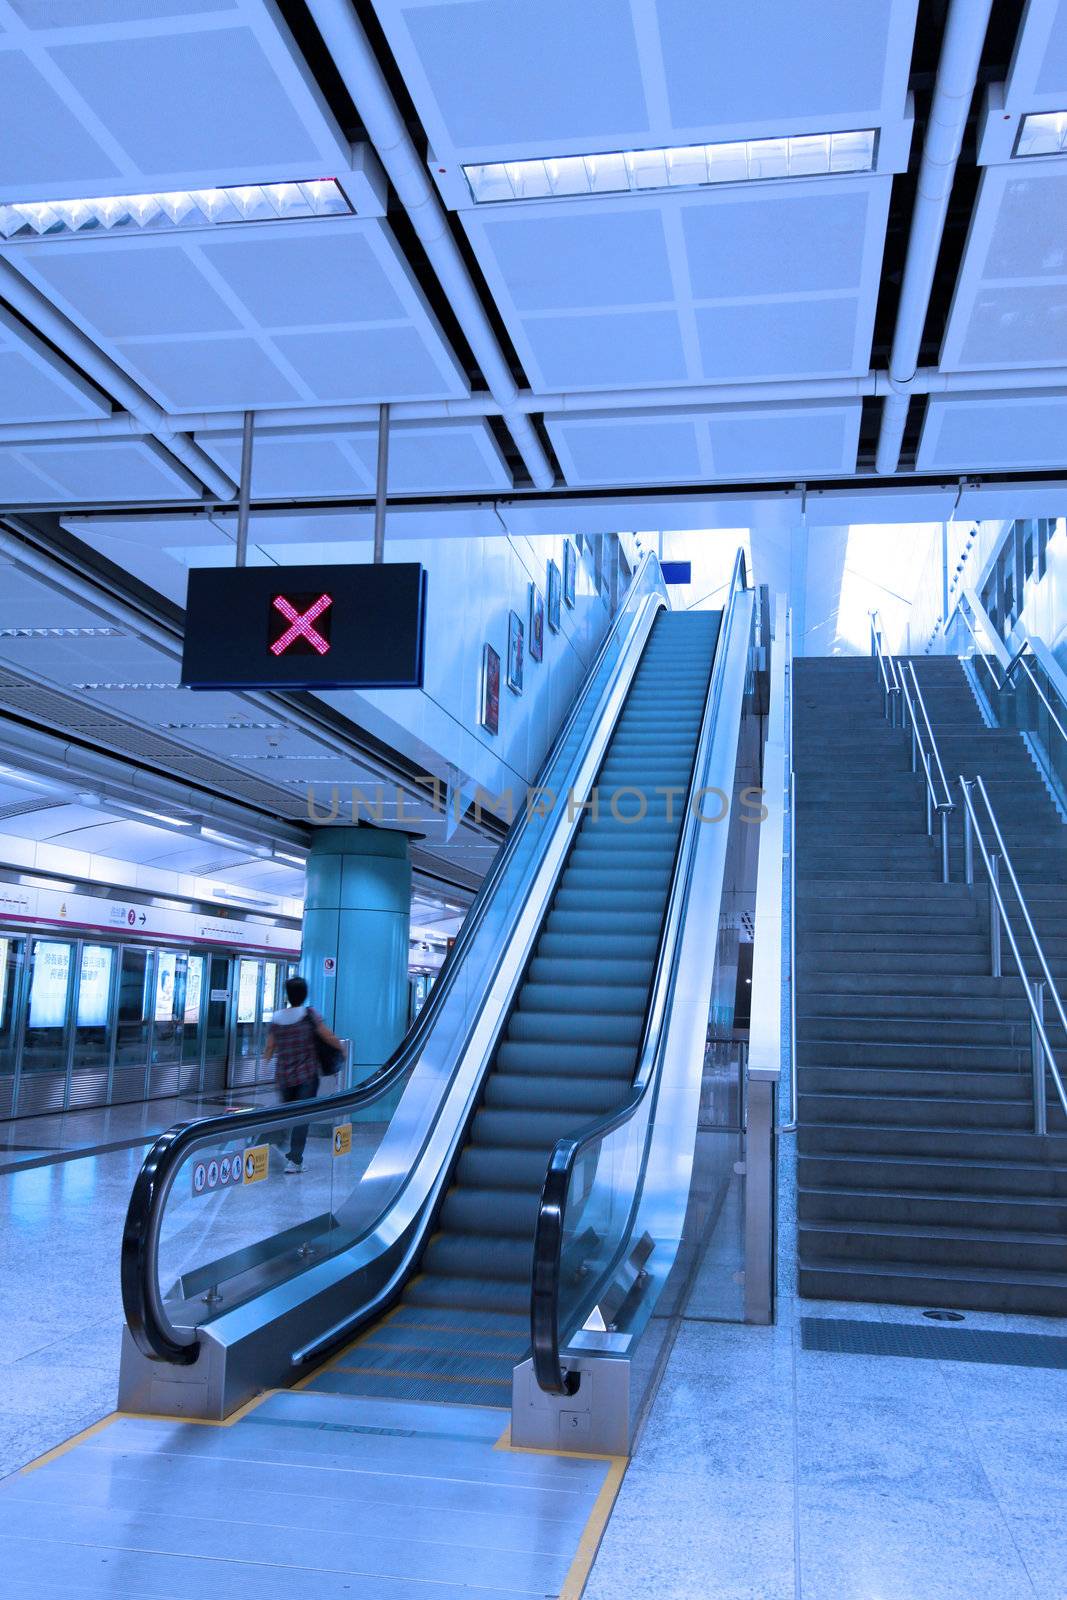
181, 562, 427, 690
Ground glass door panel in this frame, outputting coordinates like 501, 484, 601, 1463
203, 954, 231, 1093
115, 947, 153, 1074
0, 937, 22, 1117
151, 950, 185, 1067
234, 959, 262, 1058
19, 939, 74, 1112
71, 942, 116, 1078
181, 954, 205, 1068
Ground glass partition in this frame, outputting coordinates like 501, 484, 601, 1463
22, 938, 74, 1081
115, 947, 153, 1068
0, 937, 22, 1116
71, 942, 116, 1082
154, 1092, 394, 1329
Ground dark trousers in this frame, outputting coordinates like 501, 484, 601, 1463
280, 1077, 317, 1162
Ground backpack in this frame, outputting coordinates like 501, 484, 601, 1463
309, 1009, 345, 1077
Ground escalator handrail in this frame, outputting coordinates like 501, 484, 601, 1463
530, 549, 751, 1396
122, 552, 668, 1365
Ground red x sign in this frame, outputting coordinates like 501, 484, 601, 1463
270, 592, 332, 657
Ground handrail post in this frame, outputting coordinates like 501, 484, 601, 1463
939, 806, 951, 885
963, 789, 974, 886
910, 720, 918, 773
926, 783, 933, 836
989, 853, 1002, 978
1032, 980, 1048, 1136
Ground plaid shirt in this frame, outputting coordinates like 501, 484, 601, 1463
269, 1008, 319, 1088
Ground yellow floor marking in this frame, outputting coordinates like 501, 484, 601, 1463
495, 1424, 629, 1598
558, 1454, 628, 1600
19, 1386, 285, 1473
19, 1413, 121, 1474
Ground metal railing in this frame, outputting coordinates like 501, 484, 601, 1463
871, 611, 955, 883
959, 774, 1067, 1134
962, 596, 1067, 747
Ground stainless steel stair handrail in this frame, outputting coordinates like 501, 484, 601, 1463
959, 774, 1067, 1132
872, 611, 954, 883
899, 660, 955, 884
958, 595, 1067, 755
870, 610, 901, 725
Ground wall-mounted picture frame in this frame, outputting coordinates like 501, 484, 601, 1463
562, 539, 577, 609
528, 582, 544, 662
506, 609, 524, 693
546, 559, 562, 633
479, 642, 500, 735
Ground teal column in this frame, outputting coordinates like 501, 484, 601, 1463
301, 826, 410, 1083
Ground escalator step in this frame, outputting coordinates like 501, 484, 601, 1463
440, 1186, 540, 1236
423, 1235, 533, 1282
495, 1039, 636, 1073
405, 1273, 529, 1315
506, 1009, 644, 1045
483, 1073, 628, 1112
517, 981, 648, 1015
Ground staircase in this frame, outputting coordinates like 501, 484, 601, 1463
313, 609, 721, 1406
795, 654, 1067, 1315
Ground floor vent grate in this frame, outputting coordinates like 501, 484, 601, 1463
801, 1317, 1067, 1369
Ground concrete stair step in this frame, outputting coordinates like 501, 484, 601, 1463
799, 1218, 1067, 1273
797, 1149, 1067, 1197
798, 1184, 1067, 1233
798, 1258, 1067, 1315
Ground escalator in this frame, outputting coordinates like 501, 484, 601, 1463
120, 553, 754, 1435
332, 612, 720, 1405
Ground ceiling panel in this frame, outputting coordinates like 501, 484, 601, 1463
0, 437, 199, 502
1, 219, 470, 412
196, 420, 512, 497
0, 304, 108, 422
940, 161, 1067, 371
0, 0, 351, 198
1004, 0, 1067, 112
463, 180, 890, 395
547, 401, 861, 486
917, 391, 1067, 471
371, 0, 919, 164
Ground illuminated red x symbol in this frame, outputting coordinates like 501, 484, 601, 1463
270, 592, 332, 656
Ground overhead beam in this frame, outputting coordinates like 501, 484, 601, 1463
1, 365, 1065, 449
875, 0, 996, 474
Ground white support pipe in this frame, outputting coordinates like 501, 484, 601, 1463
0, 260, 238, 500
875, 0, 995, 474
5, 361, 1067, 451
302, 0, 556, 490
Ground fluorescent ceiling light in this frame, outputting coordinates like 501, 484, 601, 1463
131, 808, 192, 828
274, 850, 307, 867
464, 131, 876, 203
1015, 112, 1067, 158
0, 179, 352, 242
201, 827, 254, 851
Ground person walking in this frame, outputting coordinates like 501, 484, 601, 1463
263, 975, 342, 1173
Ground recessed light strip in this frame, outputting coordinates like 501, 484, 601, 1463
1015, 112, 1067, 158
464, 131, 877, 204
0, 178, 353, 242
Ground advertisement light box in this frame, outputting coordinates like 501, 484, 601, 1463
181, 563, 427, 691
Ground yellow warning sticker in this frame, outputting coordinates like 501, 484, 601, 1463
332, 1124, 352, 1158
243, 1145, 269, 1184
